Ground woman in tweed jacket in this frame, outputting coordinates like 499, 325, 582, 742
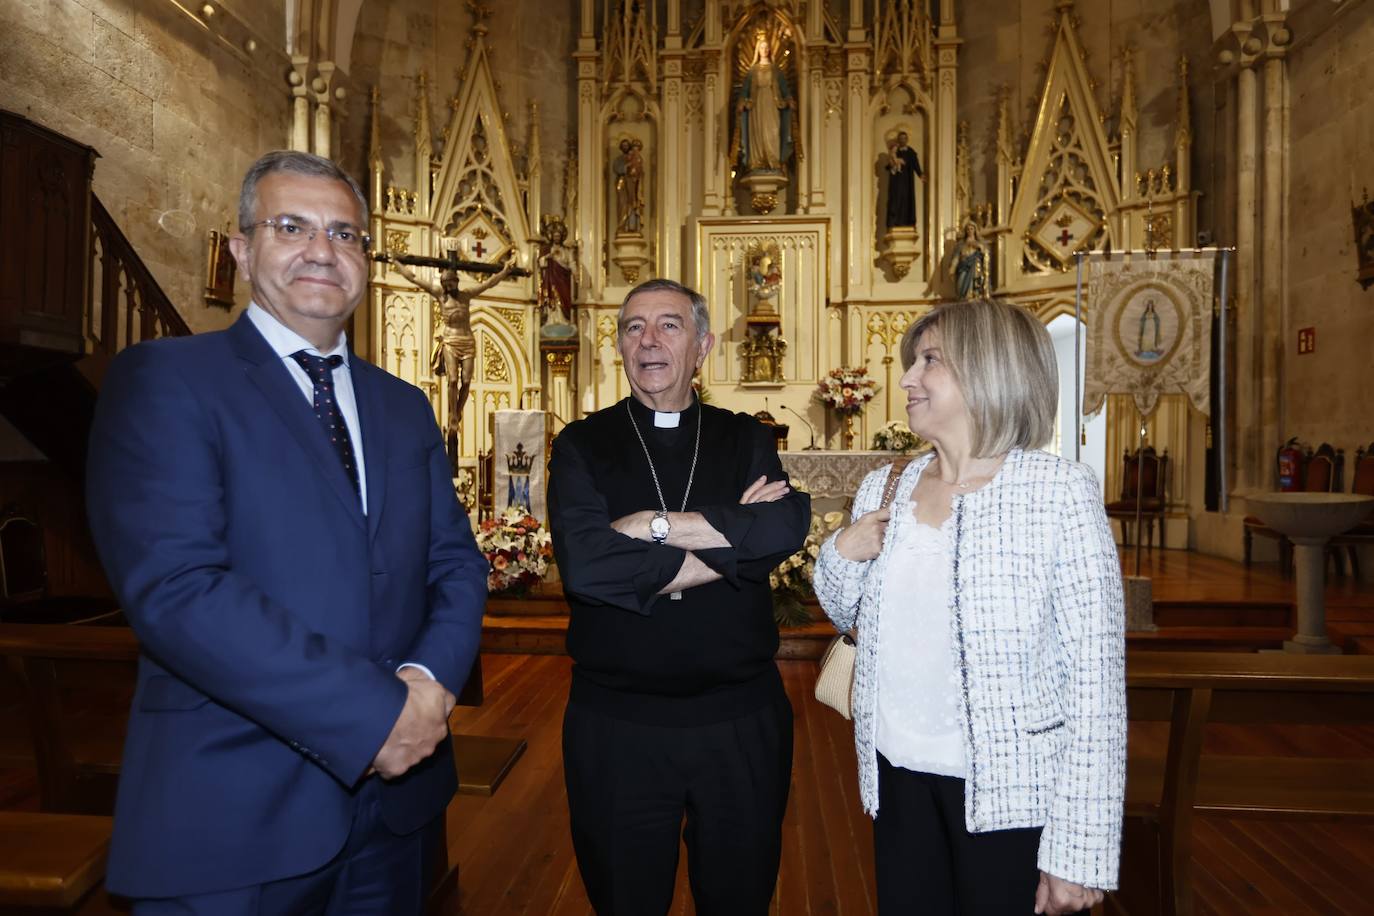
814, 300, 1125, 915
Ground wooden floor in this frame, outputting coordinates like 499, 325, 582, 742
442, 651, 1374, 916
4, 549, 1373, 913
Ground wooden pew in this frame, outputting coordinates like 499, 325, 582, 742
1114, 651, 1374, 916
0, 623, 524, 912
0, 812, 117, 914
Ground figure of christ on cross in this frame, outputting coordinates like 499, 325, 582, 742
386, 253, 517, 450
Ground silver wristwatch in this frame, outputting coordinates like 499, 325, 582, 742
649, 510, 671, 544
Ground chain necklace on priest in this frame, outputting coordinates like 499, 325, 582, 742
625, 395, 702, 599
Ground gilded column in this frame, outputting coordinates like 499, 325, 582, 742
933, 36, 960, 250
843, 45, 870, 297
701, 3, 724, 215
412, 71, 432, 222
574, 0, 600, 297
661, 53, 684, 278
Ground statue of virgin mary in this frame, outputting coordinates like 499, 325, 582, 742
731, 29, 796, 177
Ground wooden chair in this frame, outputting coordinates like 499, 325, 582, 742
1332, 442, 1374, 578
0, 511, 47, 603
0, 510, 120, 626
1105, 446, 1169, 549
1243, 438, 1307, 570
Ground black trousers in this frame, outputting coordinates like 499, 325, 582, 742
874, 753, 1086, 916
562, 696, 793, 916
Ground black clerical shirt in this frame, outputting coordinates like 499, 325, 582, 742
548, 397, 811, 725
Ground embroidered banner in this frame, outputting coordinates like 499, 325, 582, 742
1083, 254, 1214, 419
492, 410, 546, 520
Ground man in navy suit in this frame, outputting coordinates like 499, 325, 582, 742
86, 150, 488, 915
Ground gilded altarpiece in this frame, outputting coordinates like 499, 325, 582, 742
362, 22, 543, 467
574, 0, 962, 448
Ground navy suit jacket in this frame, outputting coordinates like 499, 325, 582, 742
86, 314, 487, 898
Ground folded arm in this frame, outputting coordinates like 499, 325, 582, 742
548, 431, 693, 614
688, 424, 811, 587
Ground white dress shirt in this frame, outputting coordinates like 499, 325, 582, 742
246, 303, 367, 514
875, 506, 965, 778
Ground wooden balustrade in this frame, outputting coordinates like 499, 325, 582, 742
88, 195, 190, 358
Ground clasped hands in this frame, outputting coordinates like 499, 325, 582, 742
370, 667, 456, 780
610, 475, 791, 542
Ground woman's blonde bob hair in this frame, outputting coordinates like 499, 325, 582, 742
899, 299, 1058, 457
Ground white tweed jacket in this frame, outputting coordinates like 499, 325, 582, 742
813, 448, 1126, 890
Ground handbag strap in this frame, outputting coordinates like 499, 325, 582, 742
879, 458, 913, 510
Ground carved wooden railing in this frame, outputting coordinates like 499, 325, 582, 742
88, 195, 190, 357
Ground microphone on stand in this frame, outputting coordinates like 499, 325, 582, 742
779, 405, 818, 450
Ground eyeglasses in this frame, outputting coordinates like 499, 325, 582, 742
245, 216, 371, 254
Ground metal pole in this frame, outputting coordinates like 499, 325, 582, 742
1074, 252, 1084, 464
1217, 249, 1231, 514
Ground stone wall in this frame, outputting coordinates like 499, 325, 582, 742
0, 0, 292, 334
1283, 0, 1374, 454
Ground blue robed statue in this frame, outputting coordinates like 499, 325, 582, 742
732, 30, 797, 176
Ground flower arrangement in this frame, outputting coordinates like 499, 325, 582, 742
771, 499, 847, 628
814, 366, 879, 414
476, 506, 554, 595
872, 420, 928, 453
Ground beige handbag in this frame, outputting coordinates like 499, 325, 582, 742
813, 458, 911, 719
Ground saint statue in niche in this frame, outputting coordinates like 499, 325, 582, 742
730, 28, 797, 177
950, 220, 989, 300
537, 216, 576, 330
612, 137, 645, 235
884, 130, 925, 230
748, 252, 782, 316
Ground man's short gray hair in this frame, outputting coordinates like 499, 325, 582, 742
237, 150, 369, 233
618, 278, 711, 341
899, 298, 1058, 457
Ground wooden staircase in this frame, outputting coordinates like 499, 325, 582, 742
0, 110, 189, 479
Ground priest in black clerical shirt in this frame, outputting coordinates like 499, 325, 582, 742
548, 278, 810, 915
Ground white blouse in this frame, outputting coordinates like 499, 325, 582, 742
874, 502, 965, 779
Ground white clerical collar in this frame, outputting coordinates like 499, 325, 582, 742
653, 411, 681, 428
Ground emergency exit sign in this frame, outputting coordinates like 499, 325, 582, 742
1297, 327, 1316, 355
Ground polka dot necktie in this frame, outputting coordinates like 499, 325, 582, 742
290, 350, 360, 505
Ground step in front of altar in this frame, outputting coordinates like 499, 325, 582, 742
480, 614, 836, 659
480, 595, 1304, 659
